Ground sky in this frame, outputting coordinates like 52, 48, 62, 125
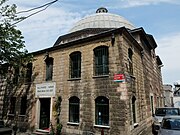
5, 0, 180, 85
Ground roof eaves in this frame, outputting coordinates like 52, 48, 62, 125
31, 27, 124, 56
31, 27, 142, 56
122, 28, 143, 51
130, 27, 156, 49
156, 55, 163, 66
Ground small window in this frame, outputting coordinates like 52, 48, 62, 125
9, 97, 16, 114
45, 57, 53, 81
70, 52, 81, 78
13, 67, 19, 84
69, 96, 80, 123
151, 96, 154, 115
157, 97, 159, 107
94, 46, 109, 76
95, 96, 109, 126
132, 96, 136, 123
0, 63, 9, 75
26, 63, 32, 82
20, 96, 27, 115
128, 48, 133, 74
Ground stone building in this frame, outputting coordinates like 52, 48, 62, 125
0, 7, 164, 135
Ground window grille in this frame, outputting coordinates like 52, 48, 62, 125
70, 52, 81, 78
94, 46, 109, 76
69, 96, 80, 123
45, 57, 53, 81
95, 96, 109, 126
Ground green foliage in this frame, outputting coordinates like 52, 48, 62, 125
56, 123, 62, 135
55, 97, 62, 135
0, 0, 33, 75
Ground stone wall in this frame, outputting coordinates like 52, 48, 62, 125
27, 29, 163, 135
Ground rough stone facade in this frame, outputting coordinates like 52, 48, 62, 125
18, 27, 163, 135
0, 13, 163, 135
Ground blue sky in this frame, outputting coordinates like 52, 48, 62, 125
6, 0, 180, 85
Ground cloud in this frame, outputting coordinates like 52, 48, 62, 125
17, 7, 82, 52
156, 32, 180, 83
5, 0, 180, 84
119, 0, 180, 8
5, 1, 84, 52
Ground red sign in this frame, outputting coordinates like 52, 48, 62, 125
114, 74, 125, 82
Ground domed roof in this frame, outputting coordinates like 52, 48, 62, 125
69, 7, 135, 33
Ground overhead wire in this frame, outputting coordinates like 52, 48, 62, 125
16, 0, 58, 14
11, 0, 58, 26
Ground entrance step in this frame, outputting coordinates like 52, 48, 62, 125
32, 129, 50, 135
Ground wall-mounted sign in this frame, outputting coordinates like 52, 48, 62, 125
36, 82, 56, 97
114, 74, 125, 82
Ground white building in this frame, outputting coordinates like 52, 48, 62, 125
173, 81, 180, 107
163, 84, 173, 107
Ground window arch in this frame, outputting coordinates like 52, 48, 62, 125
70, 51, 81, 78
128, 48, 133, 74
95, 96, 109, 126
94, 46, 109, 76
69, 96, 80, 123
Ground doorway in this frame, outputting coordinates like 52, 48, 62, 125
39, 98, 50, 129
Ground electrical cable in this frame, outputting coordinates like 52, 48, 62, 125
11, 0, 58, 26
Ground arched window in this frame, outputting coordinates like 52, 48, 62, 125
128, 48, 133, 74
45, 57, 53, 81
70, 52, 81, 78
95, 96, 109, 126
69, 96, 80, 123
94, 46, 109, 76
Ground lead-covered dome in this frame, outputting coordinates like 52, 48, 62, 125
69, 7, 135, 33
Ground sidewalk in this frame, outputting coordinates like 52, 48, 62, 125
12, 131, 31, 135
139, 126, 153, 135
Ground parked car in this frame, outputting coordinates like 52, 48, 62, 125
158, 115, 180, 135
0, 120, 12, 135
152, 107, 180, 135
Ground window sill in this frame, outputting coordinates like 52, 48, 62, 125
18, 115, 26, 117
67, 122, 79, 126
130, 75, 136, 79
68, 78, 81, 81
24, 82, 32, 85
93, 75, 109, 78
94, 125, 110, 129
133, 123, 138, 128
7, 114, 15, 116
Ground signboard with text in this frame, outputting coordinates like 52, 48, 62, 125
114, 74, 125, 82
36, 82, 56, 97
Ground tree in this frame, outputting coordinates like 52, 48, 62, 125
0, 0, 32, 75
